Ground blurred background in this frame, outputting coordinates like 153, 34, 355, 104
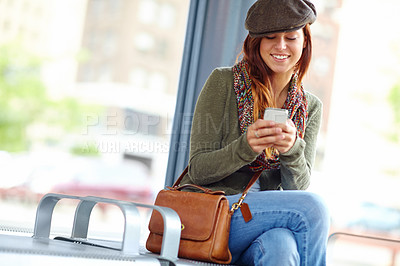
0, 0, 399, 265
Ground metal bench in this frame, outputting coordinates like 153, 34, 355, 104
0, 193, 223, 265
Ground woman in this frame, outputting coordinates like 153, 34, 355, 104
180, 0, 330, 265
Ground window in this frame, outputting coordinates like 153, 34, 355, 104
137, 0, 157, 25
129, 68, 168, 93
133, 32, 155, 52
158, 3, 176, 29
0, 0, 190, 231
137, 0, 177, 29
148, 71, 168, 92
103, 31, 117, 56
129, 67, 148, 88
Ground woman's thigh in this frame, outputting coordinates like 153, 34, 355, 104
226, 190, 329, 262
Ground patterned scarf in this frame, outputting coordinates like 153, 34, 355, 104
233, 60, 308, 171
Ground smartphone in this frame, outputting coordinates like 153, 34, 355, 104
263, 108, 288, 124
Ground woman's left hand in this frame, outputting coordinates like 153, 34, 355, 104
273, 119, 297, 154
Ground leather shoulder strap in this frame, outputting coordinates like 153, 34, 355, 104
171, 166, 189, 187
242, 170, 263, 194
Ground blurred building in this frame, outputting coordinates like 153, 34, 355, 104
304, 0, 342, 168
0, 0, 190, 199
0, 0, 89, 96
305, 0, 342, 132
75, 0, 189, 176
0, 0, 189, 177
77, 0, 187, 96
0, 0, 52, 52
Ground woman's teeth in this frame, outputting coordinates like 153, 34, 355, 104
272, 55, 288, 59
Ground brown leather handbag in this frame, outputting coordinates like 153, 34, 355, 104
146, 166, 261, 264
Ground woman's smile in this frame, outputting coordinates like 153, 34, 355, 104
271, 54, 290, 61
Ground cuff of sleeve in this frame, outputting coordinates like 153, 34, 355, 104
240, 132, 260, 162
280, 135, 305, 158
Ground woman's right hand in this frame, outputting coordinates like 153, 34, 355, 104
246, 119, 285, 154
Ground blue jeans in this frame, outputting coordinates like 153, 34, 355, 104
226, 191, 330, 266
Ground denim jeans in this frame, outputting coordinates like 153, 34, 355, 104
226, 191, 330, 266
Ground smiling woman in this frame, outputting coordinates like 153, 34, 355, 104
2, 0, 399, 265
177, 0, 330, 265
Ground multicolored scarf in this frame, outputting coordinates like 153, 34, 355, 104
233, 60, 308, 171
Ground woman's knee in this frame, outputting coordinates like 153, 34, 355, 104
302, 192, 330, 226
261, 228, 299, 258
240, 228, 300, 266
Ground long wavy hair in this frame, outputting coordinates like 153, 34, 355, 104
240, 24, 313, 122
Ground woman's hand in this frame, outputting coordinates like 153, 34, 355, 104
246, 119, 297, 154
247, 119, 284, 153
273, 119, 297, 154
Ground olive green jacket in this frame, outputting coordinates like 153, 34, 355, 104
179, 67, 322, 195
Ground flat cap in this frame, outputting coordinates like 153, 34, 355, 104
245, 0, 317, 37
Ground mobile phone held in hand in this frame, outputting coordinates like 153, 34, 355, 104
263, 108, 288, 124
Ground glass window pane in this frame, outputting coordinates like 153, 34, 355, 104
134, 32, 155, 52
158, 3, 176, 29
0, 0, 190, 233
137, 0, 157, 25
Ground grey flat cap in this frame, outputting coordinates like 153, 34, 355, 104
245, 0, 317, 37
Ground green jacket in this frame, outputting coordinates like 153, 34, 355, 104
180, 67, 323, 195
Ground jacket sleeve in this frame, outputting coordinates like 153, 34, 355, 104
187, 68, 259, 185
279, 94, 323, 190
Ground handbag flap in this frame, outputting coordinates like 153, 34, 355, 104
148, 189, 227, 241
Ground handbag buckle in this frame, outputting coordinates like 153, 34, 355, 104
230, 193, 247, 212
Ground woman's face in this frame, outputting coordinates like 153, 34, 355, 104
259, 29, 305, 76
